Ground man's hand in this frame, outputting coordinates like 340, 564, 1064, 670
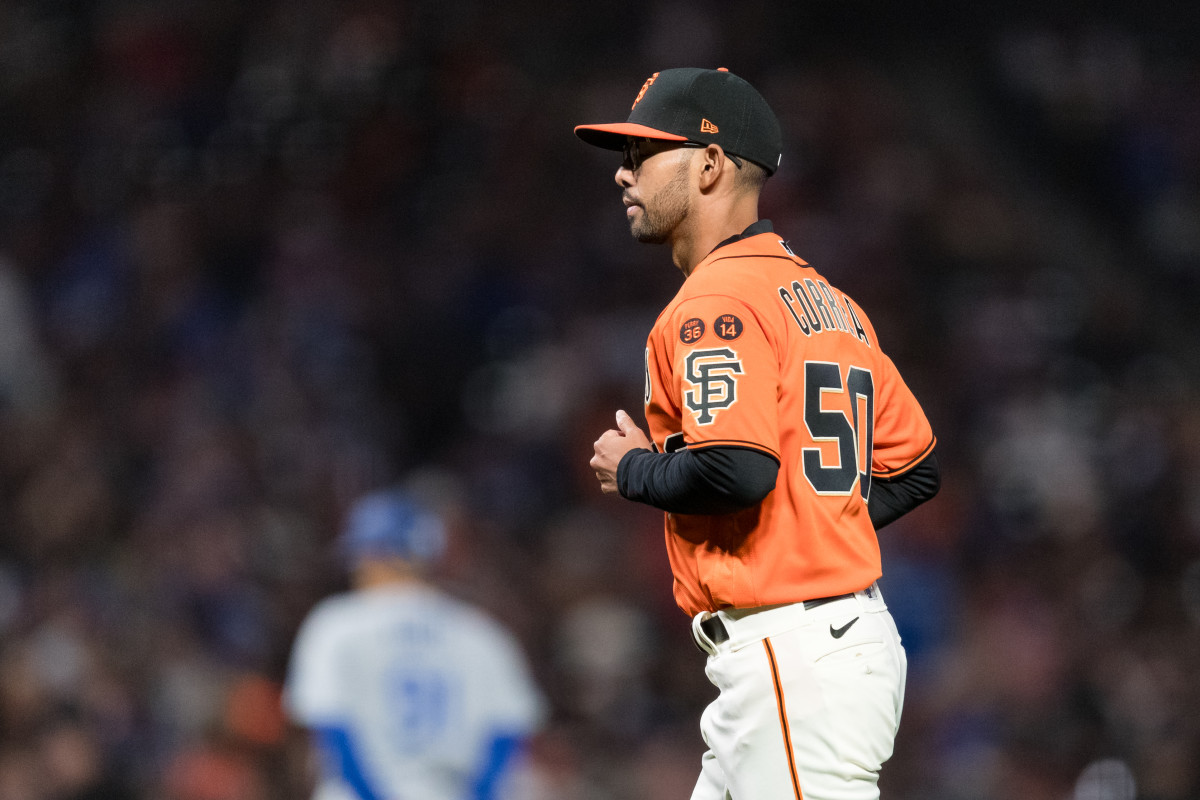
590, 410, 653, 494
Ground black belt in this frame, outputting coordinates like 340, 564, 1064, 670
698, 593, 854, 647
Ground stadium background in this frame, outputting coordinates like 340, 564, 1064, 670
0, 1, 1197, 797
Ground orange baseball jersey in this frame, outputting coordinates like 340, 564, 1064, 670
643, 230, 935, 617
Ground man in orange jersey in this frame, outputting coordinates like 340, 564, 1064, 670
576, 68, 939, 800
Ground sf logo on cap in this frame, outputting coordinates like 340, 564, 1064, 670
632, 72, 659, 110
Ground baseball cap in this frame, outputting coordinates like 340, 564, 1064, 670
338, 489, 447, 565
574, 67, 782, 175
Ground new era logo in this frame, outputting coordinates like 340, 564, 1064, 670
700, 119, 719, 134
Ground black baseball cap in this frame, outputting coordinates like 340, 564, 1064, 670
575, 67, 782, 175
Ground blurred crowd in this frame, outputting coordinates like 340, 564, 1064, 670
1, 2, 1198, 799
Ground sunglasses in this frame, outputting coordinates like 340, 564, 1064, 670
621, 138, 743, 172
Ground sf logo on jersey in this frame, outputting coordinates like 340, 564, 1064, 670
684, 349, 743, 424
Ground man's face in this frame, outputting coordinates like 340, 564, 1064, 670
617, 138, 695, 244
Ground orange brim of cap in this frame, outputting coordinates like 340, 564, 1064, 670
574, 122, 689, 151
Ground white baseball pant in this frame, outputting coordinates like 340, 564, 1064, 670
689, 583, 906, 800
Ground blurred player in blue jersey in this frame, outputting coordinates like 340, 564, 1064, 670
284, 485, 547, 800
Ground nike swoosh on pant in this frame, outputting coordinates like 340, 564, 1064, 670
830, 617, 860, 638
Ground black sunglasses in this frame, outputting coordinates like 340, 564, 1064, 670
622, 138, 743, 171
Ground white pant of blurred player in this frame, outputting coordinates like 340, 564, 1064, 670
690, 584, 906, 800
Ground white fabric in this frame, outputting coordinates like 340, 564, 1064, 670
689, 584, 906, 800
284, 584, 546, 800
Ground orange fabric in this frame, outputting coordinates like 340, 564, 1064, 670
643, 232, 935, 616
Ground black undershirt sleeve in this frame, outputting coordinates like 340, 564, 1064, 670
868, 450, 940, 529
616, 443, 939, 524
619, 441, 936, 522
617, 445, 780, 515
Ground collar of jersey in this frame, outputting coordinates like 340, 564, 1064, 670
708, 218, 775, 255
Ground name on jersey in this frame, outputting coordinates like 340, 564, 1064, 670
777, 278, 871, 346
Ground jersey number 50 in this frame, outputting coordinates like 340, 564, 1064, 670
803, 361, 873, 500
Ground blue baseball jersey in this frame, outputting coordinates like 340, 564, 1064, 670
284, 584, 546, 800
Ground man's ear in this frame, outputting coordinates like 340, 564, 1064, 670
697, 144, 727, 191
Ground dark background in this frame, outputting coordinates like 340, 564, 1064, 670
1, 1, 1198, 797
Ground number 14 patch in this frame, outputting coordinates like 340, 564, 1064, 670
714, 314, 743, 340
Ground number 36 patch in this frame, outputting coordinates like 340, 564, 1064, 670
683, 348, 743, 425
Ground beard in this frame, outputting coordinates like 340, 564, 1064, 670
629, 159, 691, 244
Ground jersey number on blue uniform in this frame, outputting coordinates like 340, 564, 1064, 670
386, 668, 453, 752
